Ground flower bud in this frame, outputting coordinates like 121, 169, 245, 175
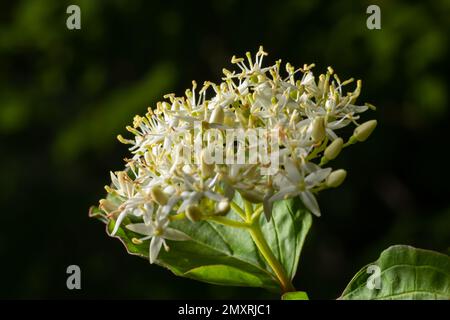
186, 205, 202, 222
209, 105, 224, 124
311, 116, 326, 142
215, 200, 230, 216
150, 186, 168, 206
324, 138, 343, 160
353, 120, 377, 142
326, 169, 347, 188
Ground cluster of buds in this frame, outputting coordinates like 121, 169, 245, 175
98, 47, 376, 263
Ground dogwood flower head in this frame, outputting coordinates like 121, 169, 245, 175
98, 46, 376, 263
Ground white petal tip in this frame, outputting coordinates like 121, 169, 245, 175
110, 226, 119, 236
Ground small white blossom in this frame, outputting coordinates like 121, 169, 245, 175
270, 159, 331, 217
126, 216, 190, 264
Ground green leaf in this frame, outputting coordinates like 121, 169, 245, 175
184, 265, 265, 287
339, 245, 450, 300
260, 198, 313, 280
281, 291, 309, 300
88, 205, 108, 223
98, 192, 312, 292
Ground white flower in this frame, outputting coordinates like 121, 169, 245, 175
110, 200, 153, 237
108, 171, 151, 236
176, 172, 225, 213
126, 216, 190, 263
270, 159, 331, 217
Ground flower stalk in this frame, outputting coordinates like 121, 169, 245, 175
201, 197, 295, 292
248, 221, 296, 293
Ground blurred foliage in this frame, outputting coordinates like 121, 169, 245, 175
0, 0, 449, 299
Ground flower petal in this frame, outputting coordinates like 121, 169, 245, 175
269, 185, 298, 202
299, 191, 321, 217
110, 171, 120, 189
303, 161, 320, 174
125, 223, 154, 236
305, 168, 332, 187
285, 159, 302, 183
149, 236, 163, 264
111, 209, 128, 236
205, 191, 225, 202
177, 192, 201, 213
326, 128, 338, 140
157, 215, 170, 229
163, 228, 191, 241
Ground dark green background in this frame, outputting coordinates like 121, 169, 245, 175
0, 0, 449, 299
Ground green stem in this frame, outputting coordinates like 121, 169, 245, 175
210, 197, 296, 293
251, 205, 264, 221
244, 201, 253, 220
306, 137, 328, 161
248, 223, 296, 293
319, 156, 329, 167
343, 135, 357, 148
230, 201, 246, 220
206, 216, 250, 229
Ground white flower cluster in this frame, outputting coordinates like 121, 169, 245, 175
99, 46, 376, 263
